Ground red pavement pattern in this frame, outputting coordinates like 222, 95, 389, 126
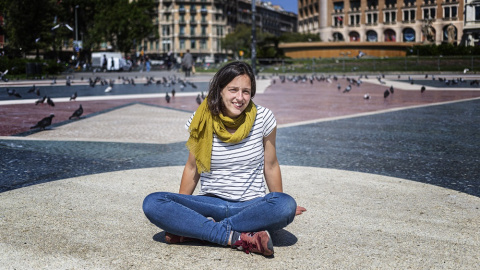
1, 80, 480, 136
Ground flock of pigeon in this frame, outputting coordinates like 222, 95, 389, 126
7, 74, 205, 131
276, 73, 479, 101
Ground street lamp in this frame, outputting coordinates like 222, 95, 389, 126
75, 5, 79, 42
251, 0, 256, 75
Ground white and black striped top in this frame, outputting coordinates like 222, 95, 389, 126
185, 105, 277, 201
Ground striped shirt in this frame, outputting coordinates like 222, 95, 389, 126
185, 105, 277, 201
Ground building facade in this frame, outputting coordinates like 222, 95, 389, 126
298, 0, 465, 45
224, 0, 297, 36
148, 0, 297, 63
464, 0, 480, 46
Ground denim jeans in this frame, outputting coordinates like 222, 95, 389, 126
143, 192, 297, 246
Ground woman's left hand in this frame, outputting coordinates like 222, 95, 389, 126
296, 206, 307, 216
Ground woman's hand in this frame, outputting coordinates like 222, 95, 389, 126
296, 206, 307, 216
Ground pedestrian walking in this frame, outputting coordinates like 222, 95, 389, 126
181, 50, 194, 77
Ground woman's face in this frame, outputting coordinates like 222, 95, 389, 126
220, 74, 252, 118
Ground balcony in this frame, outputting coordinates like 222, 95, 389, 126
179, 19, 187, 24
190, 19, 198, 25
179, 7, 186, 13
191, 8, 197, 14
200, 8, 208, 14
201, 19, 208, 25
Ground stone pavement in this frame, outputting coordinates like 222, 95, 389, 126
1, 70, 480, 269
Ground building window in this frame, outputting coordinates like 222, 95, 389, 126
423, 7, 436, 20
476, 6, 480, 21
366, 30, 377, 41
333, 1, 344, 11
180, 26, 185, 36
350, 0, 360, 10
332, 32, 344, 41
201, 26, 207, 35
191, 40, 196, 49
384, 11, 396, 23
443, 5, 458, 19
180, 39, 185, 49
333, 15, 344, 27
366, 12, 378, 24
190, 25, 196, 36
403, 9, 416, 22
403, 28, 415, 42
349, 31, 360, 41
162, 26, 170, 36
384, 29, 396, 41
200, 39, 207, 49
349, 14, 360, 26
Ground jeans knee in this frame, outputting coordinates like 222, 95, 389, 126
142, 192, 169, 218
267, 192, 297, 219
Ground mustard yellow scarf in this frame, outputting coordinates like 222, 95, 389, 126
186, 97, 257, 174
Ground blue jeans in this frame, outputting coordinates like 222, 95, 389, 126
143, 192, 297, 246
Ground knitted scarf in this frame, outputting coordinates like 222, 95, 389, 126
186, 97, 257, 174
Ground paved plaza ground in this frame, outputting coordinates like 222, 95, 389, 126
0, 70, 479, 269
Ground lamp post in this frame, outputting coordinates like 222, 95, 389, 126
251, 0, 256, 75
75, 5, 79, 42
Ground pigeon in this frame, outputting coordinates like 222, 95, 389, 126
35, 95, 47, 105
13, 90, 22, 98
196, 94, 202, 105
421, 86, 426, 93
27, 85, 36, 93
337, 83, 341, 90
165, 92, 171, 103
69, 104, 83, 119
389, 85, 394, 94
363, 94, 370, 100
51, 77, 57, 85
35, 87, 40, 96
30, 114, 54, 130
342, 85, 351, 93
47, 96, 55, 107
131, 78, 136, 86
201, 91, 205, 99
66, 77, 71, 86
105, 86, 112, 93
384, 89, 390, 98
6, 88, 15, 96
464, 68, 469, 74
171, 88, 176, 97
70, 92, 77, 101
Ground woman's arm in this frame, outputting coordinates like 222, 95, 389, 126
263, 127, 283, 193
264, 127, 307, 216
179, 151, 200, 195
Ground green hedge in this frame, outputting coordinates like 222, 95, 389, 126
0, 58, 65, 76
409, 44, 480, 56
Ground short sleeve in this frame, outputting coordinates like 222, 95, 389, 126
185, 112, 195, 131
261, 107, 276, 137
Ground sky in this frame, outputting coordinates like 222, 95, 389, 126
265, 0, 298, 14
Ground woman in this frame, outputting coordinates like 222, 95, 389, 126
143, 61, 306, 256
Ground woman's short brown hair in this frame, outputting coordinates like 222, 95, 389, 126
207, 61, 256, 115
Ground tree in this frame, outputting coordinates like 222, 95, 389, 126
221, 24, 252, 58
88, 0, 158, 55
221, 24, 273, 59
2, 0, 59, 57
